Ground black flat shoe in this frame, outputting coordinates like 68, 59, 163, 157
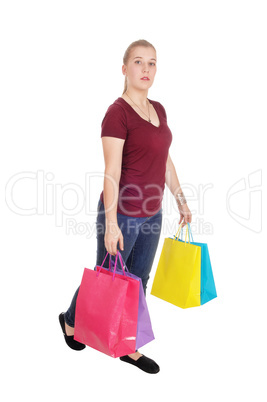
120, 354, 160, 374
59, 313, 86, 351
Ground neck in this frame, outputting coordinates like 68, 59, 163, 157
124, 88, 149, 107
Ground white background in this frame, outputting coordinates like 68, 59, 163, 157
1, 1, 266, 401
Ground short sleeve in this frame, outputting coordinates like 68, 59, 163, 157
158, 102, 167, 121
101, 103, 127, 140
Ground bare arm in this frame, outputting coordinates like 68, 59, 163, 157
101, 136, 125, 254
165, 152, 192, 227
165, 152, 183, 197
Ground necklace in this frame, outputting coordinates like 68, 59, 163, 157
125, 92, 151, 123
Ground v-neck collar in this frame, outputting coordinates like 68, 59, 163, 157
118, 97, 161, 128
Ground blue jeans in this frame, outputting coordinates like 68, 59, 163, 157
64, 198, 163, 327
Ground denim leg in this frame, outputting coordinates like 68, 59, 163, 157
126, 209, 163, 295
64, 287, 79, 327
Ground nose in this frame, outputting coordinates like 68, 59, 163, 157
143, 63, 149, 73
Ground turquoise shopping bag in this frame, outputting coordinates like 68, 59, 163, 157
178, 223, 217, 305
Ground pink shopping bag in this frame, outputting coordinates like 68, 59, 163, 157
74, 252, 139, 358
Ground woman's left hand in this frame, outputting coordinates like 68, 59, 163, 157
178, 204, 192, 228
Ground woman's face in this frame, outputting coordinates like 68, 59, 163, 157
122, 46, 157, 92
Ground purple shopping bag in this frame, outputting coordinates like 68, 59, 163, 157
107, 251, 155, 350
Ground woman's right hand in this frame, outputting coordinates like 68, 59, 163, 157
104, 221, 124, 256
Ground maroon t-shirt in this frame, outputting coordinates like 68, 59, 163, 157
100, 97, 172, 217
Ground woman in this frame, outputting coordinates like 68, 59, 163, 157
59, 39, 192, 374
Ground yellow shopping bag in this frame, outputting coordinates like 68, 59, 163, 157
151, 224, 201, 309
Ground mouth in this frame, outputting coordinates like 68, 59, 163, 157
141, 77, 150, 80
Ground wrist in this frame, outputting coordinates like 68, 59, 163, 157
105, 219, 118, 225
175, 191, 187, 208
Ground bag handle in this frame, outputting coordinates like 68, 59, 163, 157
109, 251, 129, 273
118, 252, 130, 273
187, 223, 194, 242
181, 223, 194, 242
173, 223, 189, 242
97, 251, 126, 281
172, 223, 193, 245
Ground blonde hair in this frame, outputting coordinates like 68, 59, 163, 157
122, 39, 156, 94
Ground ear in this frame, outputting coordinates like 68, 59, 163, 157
122, 65, 127, 76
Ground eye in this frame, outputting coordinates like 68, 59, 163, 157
150, 62, 156, 66
135, 60, 141, 64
